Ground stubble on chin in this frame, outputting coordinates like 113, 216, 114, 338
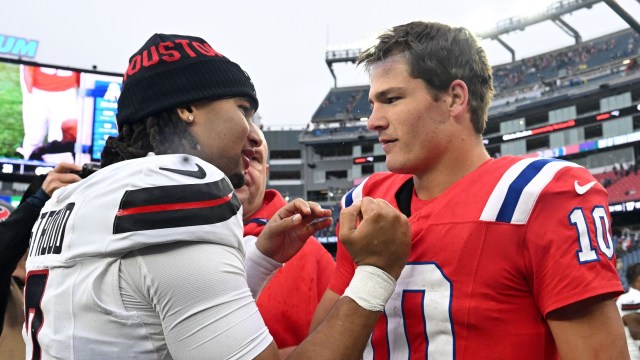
227, 173, 246, 189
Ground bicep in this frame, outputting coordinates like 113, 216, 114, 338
547, 295, 628, 360
122, 242, 273, 359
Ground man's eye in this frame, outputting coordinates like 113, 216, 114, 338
386, 97, 400, 104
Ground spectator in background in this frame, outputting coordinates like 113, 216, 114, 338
0, 162, 82, 360
618, 263, 640, 360
312, 21, 627, 359
18, 66, 80, 160
236, 128, 335, 358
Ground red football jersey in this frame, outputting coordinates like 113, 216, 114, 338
330, 156, 623, 359
23, 66, 79, 93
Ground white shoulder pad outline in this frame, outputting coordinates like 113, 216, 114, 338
480, 158, 580, 224
341, 177, 370, 209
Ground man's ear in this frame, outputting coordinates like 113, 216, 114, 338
449, 79, 469, 117
177, 106, 195, 123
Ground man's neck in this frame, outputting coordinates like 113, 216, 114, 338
413, 141, 490, 201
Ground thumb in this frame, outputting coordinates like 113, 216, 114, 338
266, 212, 302, 235
339, 200, 361, 238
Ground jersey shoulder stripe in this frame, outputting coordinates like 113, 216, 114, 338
341, 173, 411, 210
114, 178, 240, 234
342, 177, 370, 209
480, 158, 580, 224
622, 303, 640, 311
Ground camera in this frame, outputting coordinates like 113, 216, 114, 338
73, 163, 101, 179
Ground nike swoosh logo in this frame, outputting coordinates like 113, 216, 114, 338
574, 180, 597, 195
159, 163, 207, 179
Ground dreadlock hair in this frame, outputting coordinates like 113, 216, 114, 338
100, 109, 199, 168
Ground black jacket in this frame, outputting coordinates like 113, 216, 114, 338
0, 176, 47, 335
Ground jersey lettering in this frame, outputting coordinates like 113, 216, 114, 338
29, 202, 75, 257
570, 205, 613, 264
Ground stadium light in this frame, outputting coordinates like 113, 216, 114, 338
476, 0, 605, 61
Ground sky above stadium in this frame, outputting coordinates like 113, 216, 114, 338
3, 0, 640, 128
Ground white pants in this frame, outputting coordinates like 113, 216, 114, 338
20, 87, 78, 159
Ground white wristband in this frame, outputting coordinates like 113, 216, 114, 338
342, 265, 396, 312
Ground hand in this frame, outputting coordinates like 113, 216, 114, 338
256, 198, 332, 263
42, 162, 83, 196
339, 197, 410, 279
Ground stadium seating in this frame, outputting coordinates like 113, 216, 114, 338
312, 86, 368, 121
309, 29, 640, 128
607, 171, 640, 203
492, 29, 638, 98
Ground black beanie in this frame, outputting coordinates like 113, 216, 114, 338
116, 33, 258, 127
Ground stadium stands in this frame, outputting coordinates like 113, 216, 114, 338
307, 28, 640, 127
312, 86, 368, 122
492, 29, 639, 96
608, 171, 640, 203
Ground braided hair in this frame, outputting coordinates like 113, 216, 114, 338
100, 109, 199, 168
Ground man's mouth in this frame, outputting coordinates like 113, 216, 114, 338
241, 148, 255, 170
379, 138, 397, 146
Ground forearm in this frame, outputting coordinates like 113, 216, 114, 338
309, 290, 340, 332
287, 297, 380, 360
244, 235, 282, 298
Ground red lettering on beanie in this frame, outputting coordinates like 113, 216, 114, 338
123, 37, 227, 83
158, 42, 181, 62
126, 55, 142, 80
193, 42, 222, 57
175, 39, 197, 57
142, 46, 160, 67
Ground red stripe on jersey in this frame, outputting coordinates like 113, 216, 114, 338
621, 303, 640, 311
371, 312, 390, 360
116, 193, 232, 216
403, 290, 428, 358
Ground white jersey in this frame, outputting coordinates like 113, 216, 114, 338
23, 154, 272, 359
617, 287, 640, 360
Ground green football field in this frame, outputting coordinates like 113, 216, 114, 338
0, 62, 24, 158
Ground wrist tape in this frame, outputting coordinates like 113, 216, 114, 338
342, 265, 396, 312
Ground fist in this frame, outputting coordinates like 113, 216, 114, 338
339, 197, 410, 279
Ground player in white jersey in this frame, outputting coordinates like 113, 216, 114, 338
23, 33, 411, 359
618, 263, 640, 359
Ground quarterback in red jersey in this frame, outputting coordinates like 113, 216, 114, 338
236, 129, 336, 357
311, 21, 628, 359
